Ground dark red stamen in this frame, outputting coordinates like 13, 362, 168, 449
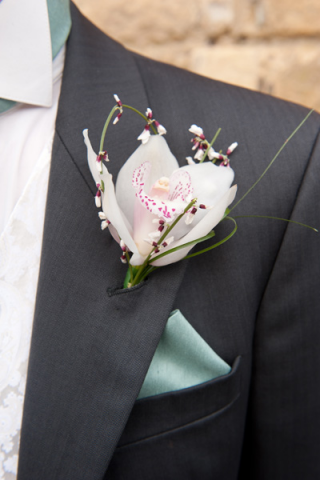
199, 204, 206, 209
152, 241, 158, 247
158, 225, 165, 232
191, 207, 197, 215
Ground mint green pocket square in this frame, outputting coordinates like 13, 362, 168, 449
138, 309, 231, 399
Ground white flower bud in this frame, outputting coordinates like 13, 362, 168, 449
137, 127, 151, 144
146, 108, 153, 118
194, 148, 205, 161
162, 236, 174, 248
155, 122, 167, 135
148, 230, 161, 239
101, 220, 109, 230
208, 147, 218, 160
96, 160, 103, 173
120, 240, 127, 252
227, 142, 238, 155
189, 125, 204, 137
185, 212, 195, 225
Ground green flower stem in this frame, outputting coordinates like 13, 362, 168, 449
99, 105, 119, 153
100, 103, 159, 153
126, 252, 134, 282
123, 268, 131, 289
201, 128, 221, 163
184, 216, 237, 259
229, 109, 314, 213
122, 105, 158, 135
123, 264, 140, 288
138, 266, 158, 283
233, 214, 318, 232
130, 199, 197, 287
150, 231, 215, 263
157, 199, 197, 246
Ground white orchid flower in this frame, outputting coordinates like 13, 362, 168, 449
84, 131, 237, 267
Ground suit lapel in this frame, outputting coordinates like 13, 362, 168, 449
18, 5, 187, 479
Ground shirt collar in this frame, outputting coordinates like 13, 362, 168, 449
0, 0, 53, 107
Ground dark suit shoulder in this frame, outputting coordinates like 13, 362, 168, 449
132, 50, 320, 128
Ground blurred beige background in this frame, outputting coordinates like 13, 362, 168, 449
73, 0, 320, 111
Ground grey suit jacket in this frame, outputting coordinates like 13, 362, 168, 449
18, 5, 320, 480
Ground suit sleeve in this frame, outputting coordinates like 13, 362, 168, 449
240, 130, 320, 479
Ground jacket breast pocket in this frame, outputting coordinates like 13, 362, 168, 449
119, 355, 242, 447
105, 356, 243, 480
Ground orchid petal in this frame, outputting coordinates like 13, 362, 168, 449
83, 129, 104, 186
168, 169, 193, 203
130, 251, 148, 266
83, 129, 138, 254
181, 162, 234, 206
132, 161, 152, 191
132, 166, 192, 223
132, 161, 173, 218
116, 135, 179, 225
101, 173, 138, 253
168, 162, 234, 240
109, 224, 121, 244
151, 185, 237, 266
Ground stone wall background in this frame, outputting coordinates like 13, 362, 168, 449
73, 0, 320, 111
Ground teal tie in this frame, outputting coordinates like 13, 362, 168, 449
0, 98, 15, 114
0, 0, 71, 114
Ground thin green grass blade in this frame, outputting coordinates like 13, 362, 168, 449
184, 216, 237, 259
229, 109, 314, 213
150, 231, 216, 263
233, 214, 318, 232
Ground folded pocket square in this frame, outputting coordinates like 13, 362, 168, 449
138, 309, 231, 399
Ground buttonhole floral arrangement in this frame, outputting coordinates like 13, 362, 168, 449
83, 96, 316, 288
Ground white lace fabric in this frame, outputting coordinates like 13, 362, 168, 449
0, 135, 52, 479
